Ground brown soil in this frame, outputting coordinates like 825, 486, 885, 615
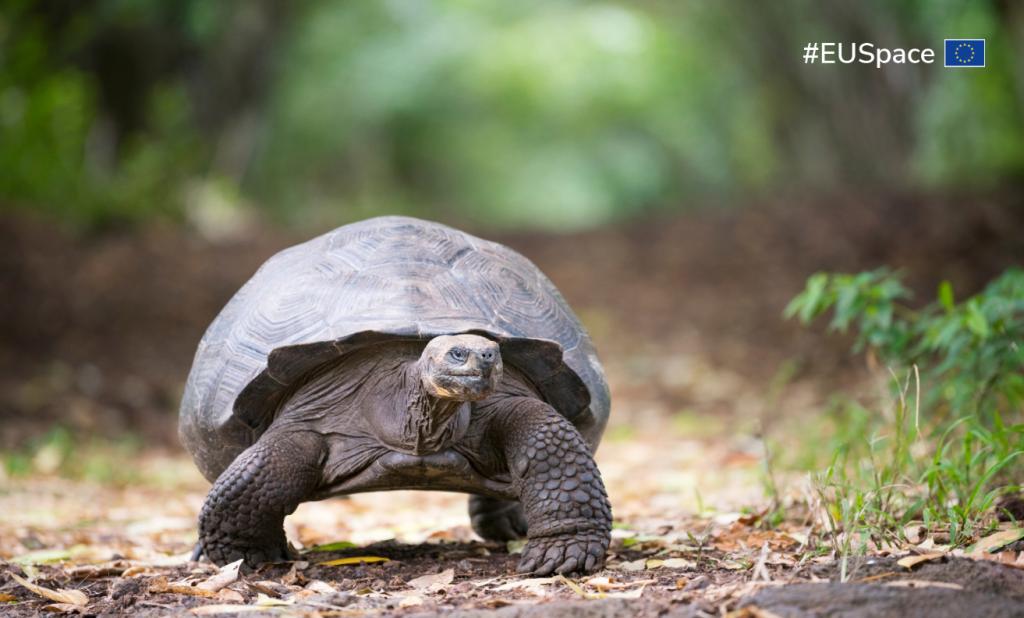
2, 542, 1022, 616
745, 557, 1024, 617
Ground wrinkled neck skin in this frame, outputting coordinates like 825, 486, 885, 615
393, 360, 470, 455
351, 352, 470, 456
273, 344, 472, 456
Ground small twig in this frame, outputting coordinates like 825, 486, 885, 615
857, 571, 898, 583
751, 542, 772, 583
138, 601, 179, 610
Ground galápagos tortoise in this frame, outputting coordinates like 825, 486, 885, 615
179, 216, 611, 575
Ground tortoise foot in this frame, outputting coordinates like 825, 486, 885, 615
197, 432, 323, 567
201, 537, 295, 568
516, 528, 607, 575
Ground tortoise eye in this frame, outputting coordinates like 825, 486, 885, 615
447, 347, 469, 363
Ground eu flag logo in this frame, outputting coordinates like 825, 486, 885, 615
944, 39, 985, 68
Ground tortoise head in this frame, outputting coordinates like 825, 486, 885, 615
419, 334, 503, 402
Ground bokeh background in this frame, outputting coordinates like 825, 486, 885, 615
2, 0, 1022, 479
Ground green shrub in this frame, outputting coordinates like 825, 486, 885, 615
788, 268, 1024, 416
786, 268, 1023, 558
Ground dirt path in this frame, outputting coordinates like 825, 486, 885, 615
2, 430, 1023, 616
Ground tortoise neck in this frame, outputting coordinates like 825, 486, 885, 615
398, 363, 470, 455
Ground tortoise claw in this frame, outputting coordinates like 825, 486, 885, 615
202, 538, 295, 569
516, 531, 606, 576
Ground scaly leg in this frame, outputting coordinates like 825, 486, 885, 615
198, 430, 324, 566
491, 397, 611, 575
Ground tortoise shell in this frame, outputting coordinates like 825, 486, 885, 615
179, 216, 610, 481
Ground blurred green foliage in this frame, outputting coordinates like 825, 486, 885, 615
0, 0, 204, 225
2, 0, 1023, 230
3, 425, 145, 484
787, 268, 1024, 416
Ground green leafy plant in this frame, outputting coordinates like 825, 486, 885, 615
787, 268, 1024, 557
787, 268, 1024, 416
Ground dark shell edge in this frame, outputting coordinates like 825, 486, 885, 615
235, 328, 594, 438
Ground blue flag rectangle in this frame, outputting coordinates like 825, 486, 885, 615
944, 39, 985, 67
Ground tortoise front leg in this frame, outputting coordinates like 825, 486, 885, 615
198, 430, 325, 567
490, 397, 611, 575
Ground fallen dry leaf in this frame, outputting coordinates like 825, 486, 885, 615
0, 593, 18, 602
584, 576, 656, 591
493, 577, 559, 596
305, 580, 339, 595
399, 595, 424, 607
191, 605, 272, 615
149, 577, 217, 598
196, 559, 242, 592
407, 568, 455, 591
646, 558, 696, 570
715, 527, 800, 553
583, 576, 618, 590
67, 562, 132, 579
280, 562, 301, 585
215, 588, 244, 603
120, 565, 155, 577
558, 575, 648, 600
896, 552, 944, 570
985, 550, 1024, 568
42, 602, 83, 613
9, 572, 88, 606
611, 558, 647, 572
317, 555, 390, 566
468, 576, 504, 588
968, 528, 1024, 557
248, 580, 289, 597
289, 588, 318, 601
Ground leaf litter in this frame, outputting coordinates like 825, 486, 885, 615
8, 572, 88, 607
1, 435, 1023, 615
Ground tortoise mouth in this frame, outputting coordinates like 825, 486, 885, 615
426, 372, 496, 401
445, 369, 485, 378
442, 373, 491, 389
